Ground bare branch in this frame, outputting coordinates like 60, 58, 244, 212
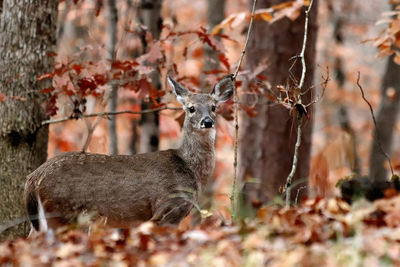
230, 0, 257, 219
81, 113, 103, 152
305, 68, 329, 107
41, 106, 182, 125
284, 0, 315, 207
356, 72, 394, 176
285, 115, 303, 207
232, 0, 257, 80
298, 0, 314, 92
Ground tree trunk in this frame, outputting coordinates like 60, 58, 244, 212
332, 16, 360, 175
106, 0, 119, 155
239, 0, 318, 207
0, 0, 57, 238
369, 55, 400, 182
138, 0, 162, 153
203, 0, 226, 78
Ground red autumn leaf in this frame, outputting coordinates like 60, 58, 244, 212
256, 74, 268, 81
190, 47, 203, 59
149, 94, 162, 107
212, 12, 247, 35
265, 93, 276, 102
40, 87, 55, 94
37, 73, 55, 81
172, 63, 179, 75
213, 33, 238, 43
240, 104, 258, 117
45, 95, 58, 116
71, 64, 84, 75
93, 73, 108, 86
77, 77, 97, 92
149, 88, 166, 100
61, 84, 75, 96
218, 54, 230, 71
0, 93, 7, 102
203, 69, 226, 75
137, 78, 152, 94
54, 64, 67, 76
235, 80, 242, 87
112, 60, 136, 71
113, 70, 123, 79
95, 0, 102, 16
123, 81, 138, 92
248, 82, 261, 93
46, 51, 58, 57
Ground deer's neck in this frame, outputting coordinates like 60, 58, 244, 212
177, 126, 216, 192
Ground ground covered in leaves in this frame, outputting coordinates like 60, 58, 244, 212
2, 195, 400, 266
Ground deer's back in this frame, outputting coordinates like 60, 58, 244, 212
26, 150, 197, 227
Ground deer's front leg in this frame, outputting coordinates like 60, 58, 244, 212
151, 197, 193, 225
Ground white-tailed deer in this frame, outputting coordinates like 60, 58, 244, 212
25, 74, 234, 232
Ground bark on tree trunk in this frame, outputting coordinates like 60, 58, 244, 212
203, 0, 226, 78
106, 0, 119, 155
239, 0, 318, 207
138, 0, 162, 153
0, 0, 57, 238
369, 55, 400, 182
332, 16, 360, 174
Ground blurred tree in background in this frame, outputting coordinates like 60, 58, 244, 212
239, 0, 319, 207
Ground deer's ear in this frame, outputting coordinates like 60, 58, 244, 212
211, 74, 234, 104
168, 75, 189, 105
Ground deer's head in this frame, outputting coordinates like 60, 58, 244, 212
168, 74, 234, 131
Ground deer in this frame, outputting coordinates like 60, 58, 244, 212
24, 74, 234, 233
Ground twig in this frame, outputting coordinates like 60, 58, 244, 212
356, 72, 394, 176
232, 0, 257, 80
298, 0, 314, 92
41, 106, 182, 125
81, 114, 103, 152
295, 185, 307, 205
285, 116, 303, 207
305, 67, 329, 107
230, 0, 257, 220
284, 0, 314, 207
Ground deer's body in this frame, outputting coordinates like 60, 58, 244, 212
25, 75, 233, 232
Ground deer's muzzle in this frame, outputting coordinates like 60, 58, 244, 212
200, 117, 214, 129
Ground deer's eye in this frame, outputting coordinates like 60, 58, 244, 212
189, 106, 195, 113
211, 105, 216, 112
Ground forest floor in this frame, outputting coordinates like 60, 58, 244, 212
1, 194, 400, 266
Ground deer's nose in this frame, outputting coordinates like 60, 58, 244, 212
201, 117, 214, 128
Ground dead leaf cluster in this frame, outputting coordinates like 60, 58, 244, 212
2, 194, 400, 266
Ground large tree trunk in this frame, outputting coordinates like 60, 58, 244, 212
138, 0, 162, 153
369, 55, 400, 182
0, 0, 57, 238
239, 0, 318, 207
